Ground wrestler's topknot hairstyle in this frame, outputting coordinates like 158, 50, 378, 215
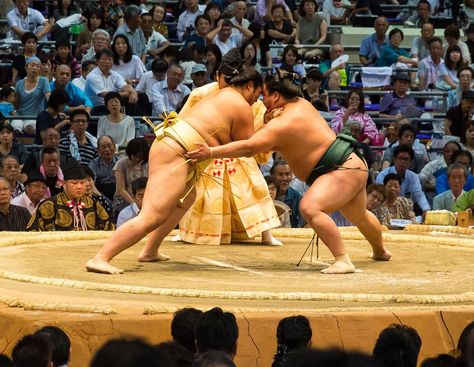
226, 68, 263, 89
265, 68, 302, 99
218, 48, 242, 77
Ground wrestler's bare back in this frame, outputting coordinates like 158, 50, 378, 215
268, 98, 336, 181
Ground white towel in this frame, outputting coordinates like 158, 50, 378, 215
361, 67, 393, 87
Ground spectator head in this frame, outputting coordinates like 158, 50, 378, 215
191, 63, 208, 87
40, 147, 60, 177
69, 109, 90, 136
195, 307, 239, 358
271, 4, 286, 20
329, 44, 344, 61
104, 91, 123, 115
367, 183, 386, 210
461, 90, 474, 113
0, 155, 20, 184
447, 162, 468, 193
195, 14, 211, 36
398, 124, 416, 146
192, 350, 236, 367
171, 307, 203, 353
383, 173, 402, 198
428, 37, 443, 61
389, 28, 404, 48
457, 321, 474, 367
140, 12, 154, 33
91, 29, 111, 52
192, 44, 206, 63
161, 45, 180, 65
96, 48, 115, 74
218, 19, 234, 42
34, 326, 71, 367
25, 56, 41, 78
47, 88, 69, 114
462, 120, 474, 144
87, 7, 104, 32
81, 166, 96, 196
393, 145, 414, 173
393, 72, 411, 94
63, 164, 87, 200
12, 334, 52, 367
184, 0, 199, 12
344, 89, 365, 113
374, 16, 389, 36
41, 128, 60, 148
24, 172, 48, 205
416, 0, 431, 20
21, 32, 38, 52
445, 44, 465, 70
151, 58, 169, 81
155, 341, 195, 367
273, 316, 312, 367
444, 24, 461, 46
420, 354, 456, 367
167, 64, 185, 90
240, 40, 257, 66
124, 5, 142, 30
112, 34, 133, 64
270, 160, 292, 195
298, 0, 317, 17
131, 176, 147, 210
457, 66, 474, 89
442, 140, 462, 165
55, 64, 73, 87
38, 52, 52, 79
90, 338, 174, 367
97, 135, 116, 161
234, 1, 247, 19
306, 68, 323, 86
264, 175, 278, 200
282, 45, 298, 67
421, 22, 434, 40
204, 1, 221, 23
150, 5, 165, 23
1, 87, 15, 104
0, 354, 14, 367
282, 348, 379, 367
0, 122, 14, 146
55, 38, 71, 61
206, 44, 222, 78
264, 69, 302, 108
0, 177, 10, 206
126, 138, 150, 164
452, 150, 473, 169
373, 324, 422, 367
81, 59, 97, 78
14, 0, 30, 14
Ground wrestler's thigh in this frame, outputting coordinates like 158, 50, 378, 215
339, 186, 368, 223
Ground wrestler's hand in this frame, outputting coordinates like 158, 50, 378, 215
264, 107, 284, 123
186, 143, 212, 162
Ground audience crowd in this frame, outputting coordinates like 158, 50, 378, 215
0, 308, 472, 367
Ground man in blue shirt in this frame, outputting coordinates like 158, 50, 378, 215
359, 16, 389, 66
376, 145, 430, 215
51, 64, 93, 114
379, 72, 417, 118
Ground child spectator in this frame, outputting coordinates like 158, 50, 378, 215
117, 176, 147, 227
0, 87, 16, 118
52, 38, 81, 79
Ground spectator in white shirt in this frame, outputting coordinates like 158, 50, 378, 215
72, 60, 97, 91
7, 0, 51, 41
150, 64, 190, 115
323, 0, 351, 25
140, 12, 170, 60
231, 1, 250, 33
208, 18, 253, 56
11, 173, 48, 215
135, 59, 168, 100
82, 29, 111, 63
177, 0, 206, 41
117, 176, 147, 227
111, 34, 146, 86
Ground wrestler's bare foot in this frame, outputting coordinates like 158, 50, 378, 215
85, 258, 124, 274
320, 254, 355, 274
138, 251, 170, 262
371, 248, 392, 261
261, 231, 283, 246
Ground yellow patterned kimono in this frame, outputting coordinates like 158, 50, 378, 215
178, 84, 280, 244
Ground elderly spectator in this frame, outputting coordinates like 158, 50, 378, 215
51, 65, 93, 114
185, 15, 211, 48
72, 60, 97, 91
58, 109, 97, 167
188, 64, 209, 90
433, 163, 468, 210
177, 0, 206, 41
0, 177, 30, 231
75, 7, 104, 60
377, 28, 417, 68
367, 183, 390, 226
114, 5, 147, 63
445, 89, 474, 137
359, 16, 389, 66
34, 89, 70, 145
97, 92, 135, 150
14, 57, 51, 134
295, 0, 327, 52
135, 59, 168, 100
89, 135, 119, 201
27, 165, 114, 231
208, 18, 253, 56
231, 1, 250, 32
323, 0, 351, 25
117, 176, 147, 227
141, 12, 170, 60
151, 64, 191, 115
0, 122, 27, 165
82, 29, 111, 63
410, 22, 434, 62
11, 173, 47, 215
376, 145, 431, 214
418, 37, 455, 91
7, 0, 51, 41
319, 43, 347, 91
84, 48, 139, 115
51, 38, 81, 79
1, 155, 24, 199
38, 147, 65, 197
380, 72, 417, 118
381, 174, 417, 223
443, 24, 471, 65
11, 32, 37, 84
436, 150, 474, 195
331, 89, 379, 145
404, 0, 431, 28
111, 34, 146, 86
255, 0, 293, 26
264, 4, 296, 45
150, 5, 168, 38
447, 66, 474, 109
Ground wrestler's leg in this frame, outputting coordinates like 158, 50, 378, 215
339, 188, 391, 261
138, 187, 196, 262
86, 140, 189, 274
